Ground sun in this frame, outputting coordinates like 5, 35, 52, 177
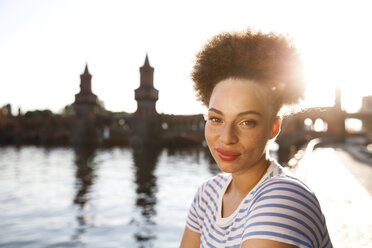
298, 38, 370, 113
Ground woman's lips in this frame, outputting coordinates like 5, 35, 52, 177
216, 148, 241, 161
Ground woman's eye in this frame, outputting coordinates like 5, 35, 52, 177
209, 117, 221, 123
241, 120, 256, 127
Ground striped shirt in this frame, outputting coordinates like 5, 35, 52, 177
186, 160, 333, 248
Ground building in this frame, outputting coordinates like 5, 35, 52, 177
3, 55, 368, 161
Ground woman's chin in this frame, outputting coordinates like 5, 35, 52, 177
216, 161, 239, 174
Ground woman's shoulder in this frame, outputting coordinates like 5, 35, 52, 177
245, 163, 328, 248
201, 172, 230, 187
252, 161, 321, 210
197, 173, 231, 196
260, 161, 314, 194
251, 162, 323, 218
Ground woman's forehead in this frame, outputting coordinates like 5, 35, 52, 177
208, 78, 272, 117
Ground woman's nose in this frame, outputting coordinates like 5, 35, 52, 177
219, 123, 238, 144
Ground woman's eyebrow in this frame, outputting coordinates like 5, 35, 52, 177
208, 108, 262, 117
237, 110, 262, 117
208, 107, 223, 115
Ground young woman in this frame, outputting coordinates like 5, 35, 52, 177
180, 30, 332, 248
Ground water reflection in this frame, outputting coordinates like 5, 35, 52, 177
166, 146, 220, 176
0, 145, 217, 248
72, 145, 97, 241
131, 146, 161, 247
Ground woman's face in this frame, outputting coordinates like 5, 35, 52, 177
205, 78, 279, 174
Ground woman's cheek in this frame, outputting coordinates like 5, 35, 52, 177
240, 129, 265, 143
204, 124, 214, 143
205, 123, 219, 137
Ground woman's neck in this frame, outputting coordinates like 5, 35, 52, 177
229, 154, 271, 197
221, 154, 271, 218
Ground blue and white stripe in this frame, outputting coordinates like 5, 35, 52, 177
186, 161, 333, 248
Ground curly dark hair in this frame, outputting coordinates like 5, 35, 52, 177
191, 29, 305, 115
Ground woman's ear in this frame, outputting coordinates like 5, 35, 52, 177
270, 117, 281, 139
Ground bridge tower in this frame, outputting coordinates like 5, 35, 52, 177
326, 87, 345, 141
361, 96, 372, 141
132, 55, 161, 145
134, 54, 159, 119
71, 65, 99, 145
335, 86, 342, 111
74, 65, 98, 106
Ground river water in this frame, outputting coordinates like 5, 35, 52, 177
3, 145, 371, 247
0, 145, 220, 248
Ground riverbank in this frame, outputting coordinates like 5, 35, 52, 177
294, 140, 372, 247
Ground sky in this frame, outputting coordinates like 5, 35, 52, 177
0, 0, 372, 116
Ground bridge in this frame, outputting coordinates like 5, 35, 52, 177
276, 97, 372, 163
1, 55, 371, 157
159, 114, 205, 146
